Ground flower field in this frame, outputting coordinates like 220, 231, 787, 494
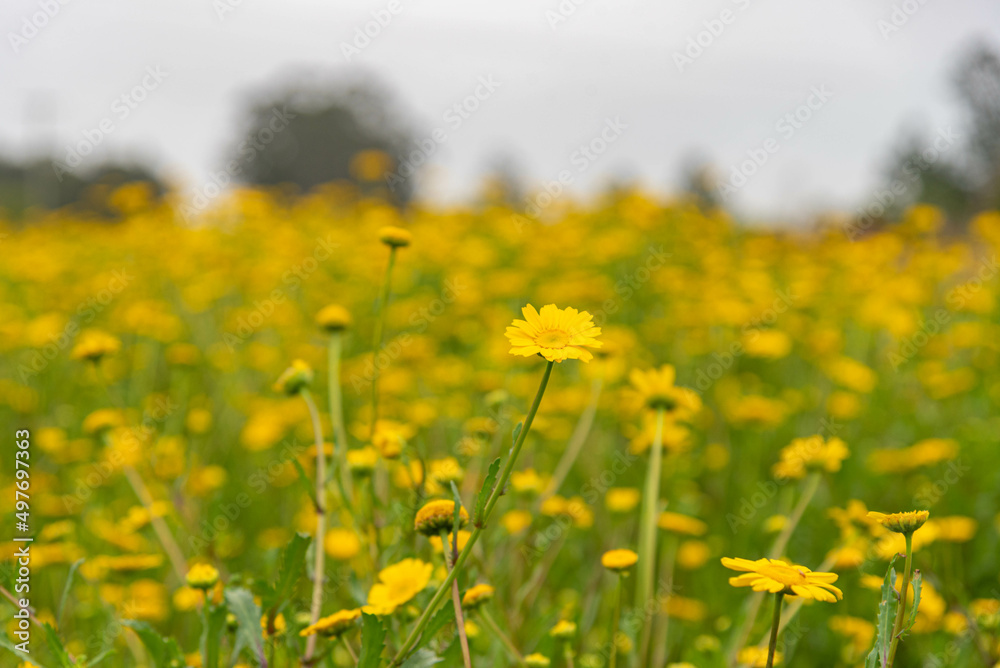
2, 187, 1000, 668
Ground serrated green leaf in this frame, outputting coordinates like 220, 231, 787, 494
474, 458, 501, 527
123, 619, 185, 668
224, 587, 266, 666
266, 532, 312, 611
903, 570, 922, 637
865, 554, 899, 668
358, 612, 388, 668
400, 648, 444, 668
43, 623, 74, 668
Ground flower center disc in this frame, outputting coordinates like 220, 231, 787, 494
537, 329, 570, 349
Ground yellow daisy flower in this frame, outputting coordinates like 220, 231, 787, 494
505, 304, 602, 363
721, 557, 843, 602
866, 510, 929, 535
364, 558, 433, 615
299, 608, 361, 637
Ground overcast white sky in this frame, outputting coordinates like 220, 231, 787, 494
3, 0, 999, 221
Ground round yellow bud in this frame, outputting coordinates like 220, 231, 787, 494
461, 584, 495, 610
273, 360, 313, 395
601, 549, 638, 573
378, 225, 412, 248
414, 500, 469, 537
315, 304, 352, 332
185, 563, 220, 590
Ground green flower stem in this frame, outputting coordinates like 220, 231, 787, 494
370, 246, 397, 440
766, 592, 784, 668
327, 331, 352, 500
341, 635, 358, 663
609, 573, 624, 668
886, 533, 914, 668
300, 389, 327, 663
479, 608, 525, 665
635, 407, 666, 666
729, 471, 822, 666
441, 529, 473, 668
563, 641, 575, 668
650, 533, 678, 668
390, 360, 555, 666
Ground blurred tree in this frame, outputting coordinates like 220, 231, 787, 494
953, 42, 1000, 211
0, 155, 163, 219
226, 79, 414, 203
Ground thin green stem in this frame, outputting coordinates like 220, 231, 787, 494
370, 247, 397, 440
563, 642, 575, 668
342, 635, 358, 663
441, 529, 473, 668
327, 332, 352, 500
301, 389, 327, 663
479, 608, 525, 665
886, 533, 914, 668
635, 407, 665, 666
766, 592, 784, 668
609, 574, 623, 668
390, 360, 554, 666
729, 472, 822, 666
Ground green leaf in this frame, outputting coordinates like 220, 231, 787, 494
400, 648, 444, 668
358, 612, 388, 668
512, 421, 523, 444
0, 635, 42, 667
412, 602, 455, 655
57, 558, 84, 629
902, 570, 922, 637
201, 603, 229, 668
266, 532, 312, 610
224, 587, 266, 666
43, 623, 74, 668
122, 619, 185, 668
473, 458, 501, 528
85, 648, 116, 667
865, 554, 899, 668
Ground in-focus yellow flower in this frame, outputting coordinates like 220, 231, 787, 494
462, 584, 495, 610
315, 304, 352, 332
627, 365, 701, 415
185, 563, 219, 590
71, 329, 121, 362
299, 608, 361, 637
866, 510, 929, 535
505, 304, 602, 363
721, 558, 843, 602
364, 559, 433, 615
601, 549, 639, 573
378, 225, 412, 248
414, 500, 469, 536
273, 360, 313, 395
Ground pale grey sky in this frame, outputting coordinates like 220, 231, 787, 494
3, 0, 999, 221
